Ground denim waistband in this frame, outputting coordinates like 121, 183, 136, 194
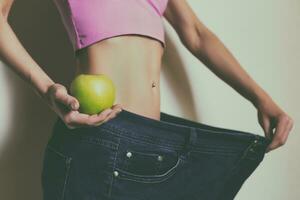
51, 108, 271, 153
96, 109, 271, 150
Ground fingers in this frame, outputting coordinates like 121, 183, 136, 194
95, 104, 123, 125
63, 109, 111, 129
266, 115, 294, 153
62, 104, 123, 129
53, 85, 80, 111
260, 113, 272, 140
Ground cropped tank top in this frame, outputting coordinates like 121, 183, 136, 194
52, 0, 169, 52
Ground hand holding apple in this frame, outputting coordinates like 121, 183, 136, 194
70, 73, 116, 115
43, 79, 122, 129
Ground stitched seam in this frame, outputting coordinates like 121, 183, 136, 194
129, 150, 161, 157
100, 126, 249, 153
115, 157, 182, 183
61, 157, 72, 200
215, 135, 263, 199
98, 126, 262, 159
108, 137, 121, 198
80, 136, 118, 150
225, 136, 257, 175
192, 145, 243, 151
115, 110, 259, 138
46, 145, 68, 159
122, 136, 184, 152
100, 126, 183, 150
103, 123, 255, 145
190, 150, 240, 156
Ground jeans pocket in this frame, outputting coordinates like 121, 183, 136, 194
113, 139, 184, 184
41, 145, 72, 200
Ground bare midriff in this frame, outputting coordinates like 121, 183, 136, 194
74, 35, 165, 121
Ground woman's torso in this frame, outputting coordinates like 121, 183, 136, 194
52, 0, 169, 120
74, 35, 165, 120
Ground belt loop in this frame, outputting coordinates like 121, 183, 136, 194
182, 127, 198, 156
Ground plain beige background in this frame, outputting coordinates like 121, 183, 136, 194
0, 0, 299, 199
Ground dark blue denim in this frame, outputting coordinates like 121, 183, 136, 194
41, 109, 272, 200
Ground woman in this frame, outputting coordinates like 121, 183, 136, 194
0, 0, 293, 199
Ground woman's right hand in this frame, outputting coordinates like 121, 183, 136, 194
43, 83, 123, 129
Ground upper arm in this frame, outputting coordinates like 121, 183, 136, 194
163, 0, 212, 50
0, 0, 15, 20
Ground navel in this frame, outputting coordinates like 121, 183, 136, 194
151, 81, 156, 88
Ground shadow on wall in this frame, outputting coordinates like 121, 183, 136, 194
0, 0, 197, 200
0, 0, 75, 199
162, 33, 198, 120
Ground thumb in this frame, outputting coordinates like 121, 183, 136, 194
54, 88, 80, 110
68, 96, 80, 110
261, 115, 272, 140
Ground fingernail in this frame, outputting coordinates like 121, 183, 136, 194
71, 103, 77, 110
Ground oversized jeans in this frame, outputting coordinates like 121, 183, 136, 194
41, 109, 272, 200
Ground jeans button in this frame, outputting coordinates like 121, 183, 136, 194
157, 155, 163, 161
126, 151, 132, 158
113, 170, 119, 177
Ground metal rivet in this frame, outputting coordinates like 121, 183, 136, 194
254, 140, 258, 143
249, 148, 255, 152
157, 155, 163, 161
113, 171, 119, 177
126, 151, 132, 158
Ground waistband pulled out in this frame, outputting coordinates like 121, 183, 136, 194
98, 109, 271, 150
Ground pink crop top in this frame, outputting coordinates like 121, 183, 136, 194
52, 0, 169, 52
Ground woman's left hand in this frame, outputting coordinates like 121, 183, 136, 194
255, 96, 294, 153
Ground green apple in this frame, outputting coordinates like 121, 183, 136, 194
70, 74, 116, 115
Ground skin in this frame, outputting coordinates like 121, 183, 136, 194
74, 34, 164, 120
0, 0, 293, 153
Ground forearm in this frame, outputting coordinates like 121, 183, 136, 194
191, 31, 270, 107
0, 17, 54, 99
